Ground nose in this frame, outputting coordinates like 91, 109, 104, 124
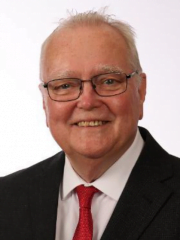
77, 80, 102, 110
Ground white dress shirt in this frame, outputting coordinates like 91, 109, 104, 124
55, 129, 144, 240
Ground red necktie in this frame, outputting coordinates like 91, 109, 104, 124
73, 185, 99, 240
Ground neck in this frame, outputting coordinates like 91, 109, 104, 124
67, 149, 125, 183
66, 130, 137, 183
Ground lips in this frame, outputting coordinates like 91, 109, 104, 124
76, 120, 108, 127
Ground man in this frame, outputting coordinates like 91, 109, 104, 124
0, 10, 180, 240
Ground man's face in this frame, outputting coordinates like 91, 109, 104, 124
40, 24, 146, 163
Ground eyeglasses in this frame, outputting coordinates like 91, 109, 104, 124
43, 71, 138, 102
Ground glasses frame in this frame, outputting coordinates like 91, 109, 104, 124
43, 70, 138, 102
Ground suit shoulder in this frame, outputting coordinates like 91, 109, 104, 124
168, 154, 180, 163
0, 151, 64, 191
168, 154, 180, 175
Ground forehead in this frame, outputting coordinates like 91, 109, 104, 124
41, 24, 129, 80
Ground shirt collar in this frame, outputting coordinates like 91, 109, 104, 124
62, 128, 144, 201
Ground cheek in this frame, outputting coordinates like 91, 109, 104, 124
45, 100, 71, 127
111, 90, 140, 123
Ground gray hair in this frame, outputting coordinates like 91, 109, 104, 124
40, 9, 142, 80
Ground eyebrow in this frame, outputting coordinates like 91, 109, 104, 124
49, 65, 123, 80
96, 64, 123, 73
50, 70, 77, 79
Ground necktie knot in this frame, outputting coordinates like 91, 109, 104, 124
75, 185, 99, 208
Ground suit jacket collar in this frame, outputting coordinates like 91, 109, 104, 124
100, 127, 173, 240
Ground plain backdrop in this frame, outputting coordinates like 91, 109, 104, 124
0, 0, 180, 176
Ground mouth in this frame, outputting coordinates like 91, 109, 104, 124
75, 120, 109, 127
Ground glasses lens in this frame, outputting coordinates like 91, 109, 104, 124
93, 73, 127, 96
48, 78, 81, 101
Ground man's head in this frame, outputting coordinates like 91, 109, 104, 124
40, 10, 142, 79
39, 10, 146, 179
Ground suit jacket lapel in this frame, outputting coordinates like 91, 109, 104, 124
28, 152, 65, 240
27, 128, 174, 240
101, 127, 173, 240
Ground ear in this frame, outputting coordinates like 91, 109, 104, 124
38, 83, 49, 127
138, 73, 147, 120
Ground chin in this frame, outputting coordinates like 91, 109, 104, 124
74, 144, 112, 160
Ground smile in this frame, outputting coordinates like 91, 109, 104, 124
76, 121, 108, 127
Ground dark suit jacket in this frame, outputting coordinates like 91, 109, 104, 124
0, 127, 180, 240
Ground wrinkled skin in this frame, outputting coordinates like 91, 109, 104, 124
40, 24, 146, 182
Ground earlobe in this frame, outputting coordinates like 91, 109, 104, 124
43, 99, 46, 111
139, 73, 147, 103
43, 99, 49, 128
138, 73, 147, 120
39, 83, 49, 128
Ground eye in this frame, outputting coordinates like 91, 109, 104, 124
104, 79, 116, 85
95, 73, 125, 86
55, 84, 70, 90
